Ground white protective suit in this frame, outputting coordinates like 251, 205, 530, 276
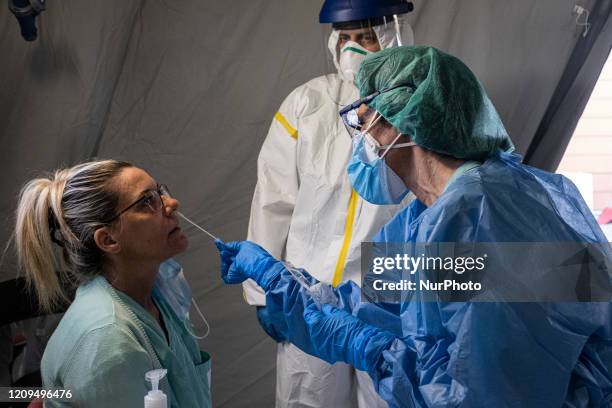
245, 23, 414, 408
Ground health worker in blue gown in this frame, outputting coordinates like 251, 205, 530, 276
217, 46, 612, 407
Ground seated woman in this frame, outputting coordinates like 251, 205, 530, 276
14, 160, 211, 407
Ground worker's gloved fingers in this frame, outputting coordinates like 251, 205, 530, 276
216, 240, 236, 281
215, 240, 241, 255
223, 262, 248, 284
235, 241, 274, 278
214, 239, 225, 251
217, 240, 279, 286
215, 240, 234, 264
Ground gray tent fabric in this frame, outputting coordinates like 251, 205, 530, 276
525, 0, 612, 170
0, 0, 608, 406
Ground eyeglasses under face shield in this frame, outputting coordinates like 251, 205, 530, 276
339, 86, 415, 156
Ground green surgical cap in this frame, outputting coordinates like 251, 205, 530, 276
356, 46, 514, 160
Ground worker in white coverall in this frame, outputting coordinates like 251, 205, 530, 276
244, 1, 415, 406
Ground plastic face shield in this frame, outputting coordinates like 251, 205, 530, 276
323, 15, 414, 82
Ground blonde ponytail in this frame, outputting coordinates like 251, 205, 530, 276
14, 160, 132, 312
15, 177, 68, 312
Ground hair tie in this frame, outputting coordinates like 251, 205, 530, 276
48, 208, 65, 248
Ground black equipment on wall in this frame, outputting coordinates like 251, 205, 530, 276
7, 0, 46, 41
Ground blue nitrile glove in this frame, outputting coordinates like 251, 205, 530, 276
256, 306, 286, 343
215, 240, 284, 290
303, 303, 397, 377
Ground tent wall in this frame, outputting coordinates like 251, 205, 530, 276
0, 1, 604, 406
526, 0, 612, 170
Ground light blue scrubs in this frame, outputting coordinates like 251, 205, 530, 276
42, 275, 211, 407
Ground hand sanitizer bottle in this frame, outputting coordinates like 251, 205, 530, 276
144, 369, 168, 408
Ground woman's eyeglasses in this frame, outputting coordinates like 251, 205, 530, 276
108, 184, 171, 222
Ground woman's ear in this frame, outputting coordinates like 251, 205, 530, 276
93, 227, 121, 254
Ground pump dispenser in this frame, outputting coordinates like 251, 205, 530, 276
144, 369, 168, 408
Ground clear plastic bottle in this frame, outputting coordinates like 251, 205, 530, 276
144, 369, 168, 408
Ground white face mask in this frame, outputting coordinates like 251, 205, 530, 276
338, 41, 370, 83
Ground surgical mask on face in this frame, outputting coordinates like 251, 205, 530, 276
347, 114, 414, 205
155, 258, 210, 339
338, 41, 370, 83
